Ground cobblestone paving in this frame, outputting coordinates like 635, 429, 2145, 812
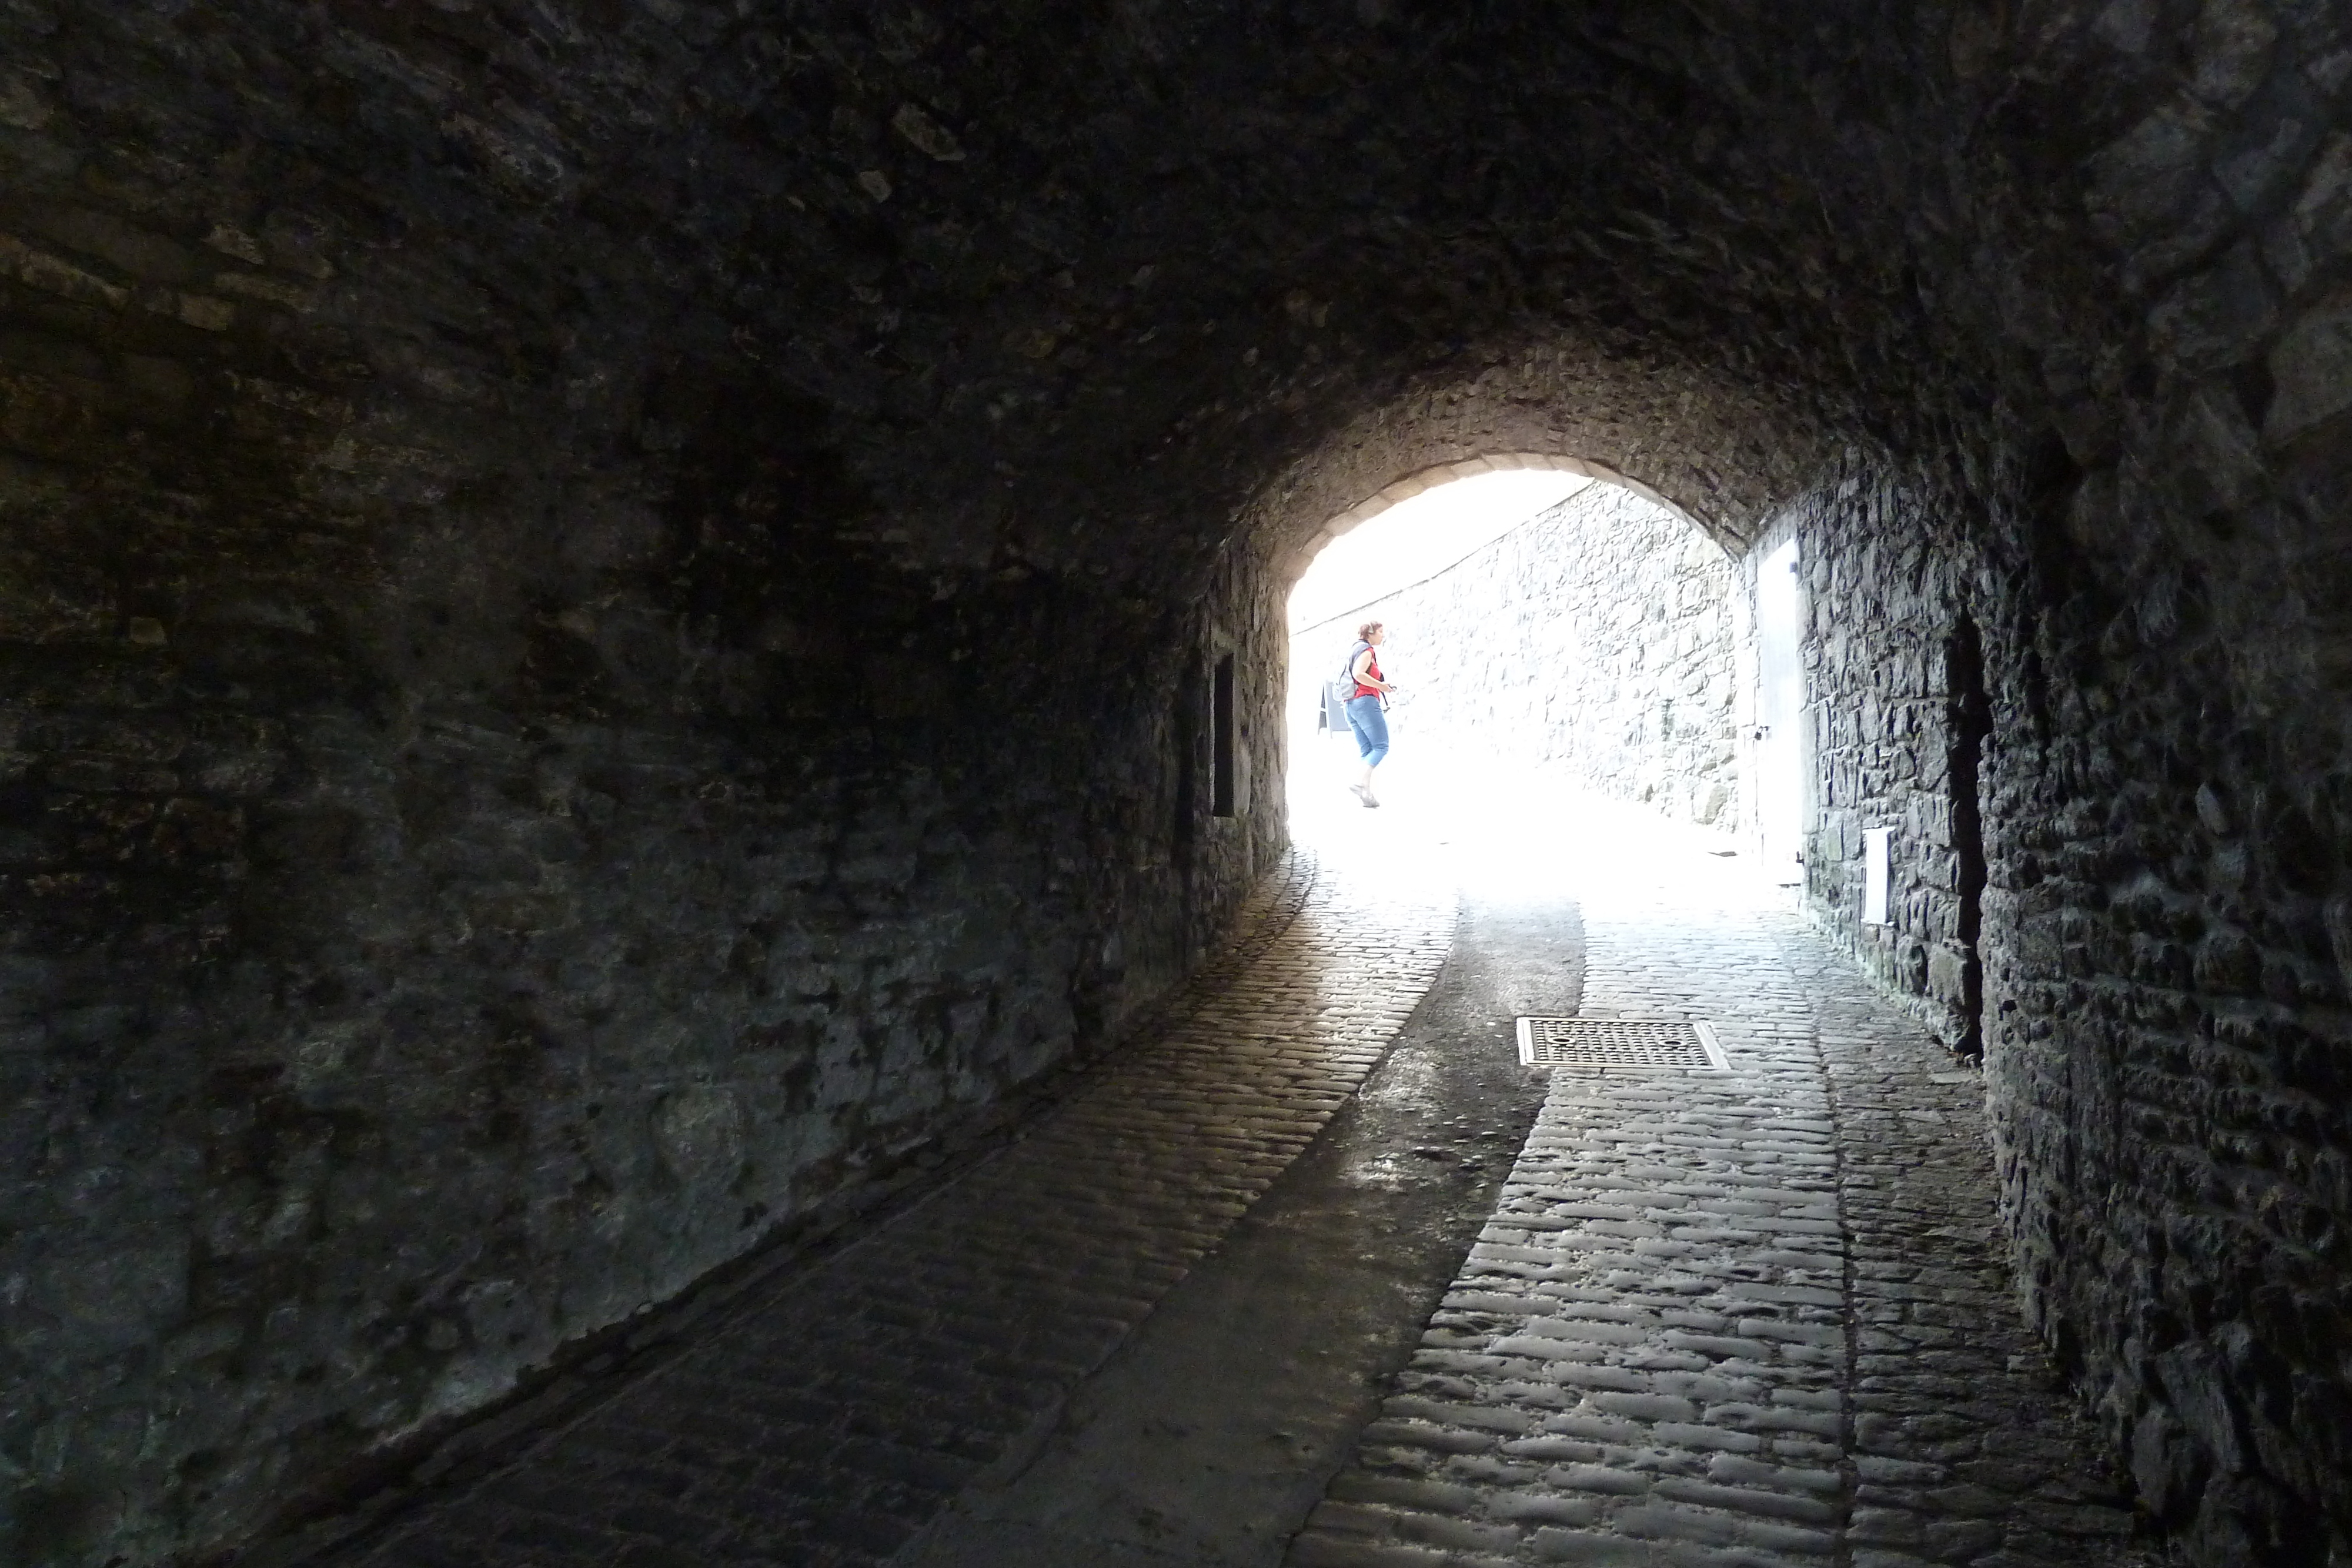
1287, 833, 2159, 1568
310, 849, 1457, 1568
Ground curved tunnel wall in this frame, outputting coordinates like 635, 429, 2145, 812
0, 3, 2344, 1564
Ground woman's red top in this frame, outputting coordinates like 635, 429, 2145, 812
1352, 645, 1384, 700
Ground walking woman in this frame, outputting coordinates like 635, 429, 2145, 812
1342, 621, 1396, 808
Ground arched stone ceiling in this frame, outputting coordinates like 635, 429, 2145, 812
6, 8, 2350, 1564
14, 0, 2136, 604
1305, 453, 1703, 556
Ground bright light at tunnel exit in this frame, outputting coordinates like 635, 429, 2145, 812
1287, 467, 1599, 840
1287, 469, 1591, 635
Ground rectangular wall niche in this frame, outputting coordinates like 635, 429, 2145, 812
1862, 825, 1893, 925
1211, 652, 1237, 818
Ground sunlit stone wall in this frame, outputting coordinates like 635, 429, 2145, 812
1289, 482, 1736, 826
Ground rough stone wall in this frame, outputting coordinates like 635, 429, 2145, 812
1291, 483, 1738, 827
1740, 5, 2352, 1560
0, 10, 1288, 1562
1775, 437, 2352, 1566
0, 0, 2345, 1564
1749, 476, 1984, 1057
1, 471, 1284, 1568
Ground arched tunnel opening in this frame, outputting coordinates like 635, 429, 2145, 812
1282, 463, 1738, 837
1, 4, 2347, 1566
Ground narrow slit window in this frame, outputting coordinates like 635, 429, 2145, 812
1211, 653, 1237, 818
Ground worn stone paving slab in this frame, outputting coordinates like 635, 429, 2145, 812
1286, 845, 2157, 1568
1786, 935, 2152, 1568
309, 849, 1456, 1568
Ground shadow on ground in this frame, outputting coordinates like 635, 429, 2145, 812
893, 881, 1586, 1566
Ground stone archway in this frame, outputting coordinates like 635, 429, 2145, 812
2, 4, 2346, 1563
1283, 461, 1745, 836
1301, 450, 1715, 563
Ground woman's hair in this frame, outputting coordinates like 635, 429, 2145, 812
1358, 620, 1383, 640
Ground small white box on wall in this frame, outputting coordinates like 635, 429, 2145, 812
1862, 827, 1894, 925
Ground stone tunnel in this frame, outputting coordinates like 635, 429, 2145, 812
1, 2, 2347, 1566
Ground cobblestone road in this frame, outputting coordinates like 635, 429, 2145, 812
294, 784, 2157, 1568
1288, 802, 2157, 1568
304, 848, 1457, 1568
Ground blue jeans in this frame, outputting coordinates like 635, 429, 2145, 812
1344, 695, 1389, 768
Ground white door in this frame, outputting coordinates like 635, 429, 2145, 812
1754, 539, 1805, 882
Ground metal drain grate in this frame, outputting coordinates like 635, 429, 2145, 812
1516, 1017, 1729, 1071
